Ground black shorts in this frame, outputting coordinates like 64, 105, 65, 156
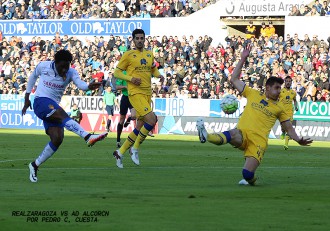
120, 95, 133, 115
105, 105, 114, 116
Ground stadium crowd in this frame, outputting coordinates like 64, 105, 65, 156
0, 0, 217, 19
1, 30, 330, 102
288, 0, 330, 16
0, 1, 330, 102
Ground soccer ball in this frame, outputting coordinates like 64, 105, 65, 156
220, 94, 239, 114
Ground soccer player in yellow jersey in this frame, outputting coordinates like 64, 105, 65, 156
196, 45, 313, 185
112, 29, 164, 168
279, 76, 299, 150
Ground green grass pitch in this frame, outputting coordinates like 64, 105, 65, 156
0, 129, 329, 231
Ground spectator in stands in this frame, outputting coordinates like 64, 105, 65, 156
183, 2, 194, 15
173, 0, 184, 17
318, 74, 330, 90
191, 0, 200, 12
4, 8, 13, 19
0, 1, 328, 105
321, 1, 330, 15
289, 5, 301, 16
162, 4, 173, 17
301, 5, 311, 16
315, 91, 325, 101
266, 22, 275, 38
307, 6, 320, 16
302, 81, 317, 101
313, 0, 323, 14
325, 93, 330, 102
245, 21, 256, 40
92, 67, 104, 83
260, 22, 267, 38
291, 39, 301, 52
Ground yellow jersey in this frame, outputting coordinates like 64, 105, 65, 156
279, 88, 296, 115
266, 27, 275, 38
237, 87, 290, 141
245, 25, 256, 39
116, 49, 160, 96
260, 27, 267, 37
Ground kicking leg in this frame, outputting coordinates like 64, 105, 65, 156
196, 118, 243, 147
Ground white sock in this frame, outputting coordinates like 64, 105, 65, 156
35, 142, 57, 166
64, 118, 89, 138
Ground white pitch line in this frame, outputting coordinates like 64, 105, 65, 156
0, 159, 329, 170
0, 158, 106, 163
0, 166, 329, 170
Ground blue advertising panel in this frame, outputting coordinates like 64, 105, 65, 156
0, 19, 150, 37
0, 94, 44, 129
2, 95, 330, 130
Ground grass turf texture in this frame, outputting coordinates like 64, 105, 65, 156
0, 129, 329, 231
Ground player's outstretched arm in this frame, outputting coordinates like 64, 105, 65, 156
22, 93, 32, 115
293, 97, 299, 111
281, 120, 313, 146
230, 45, 251, 93
22, 65, 40, 115
88, 82, 102, 90
296, 137, 313, 146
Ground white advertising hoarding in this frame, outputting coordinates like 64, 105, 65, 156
217, 0, 309, 16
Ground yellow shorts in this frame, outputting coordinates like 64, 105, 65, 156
238, 129, 268, 163
289, 113, 293, 122
129, 94, 152, 118
287, 112, 293, 123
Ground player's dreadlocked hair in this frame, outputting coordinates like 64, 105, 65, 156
265, 76, 284, 86
132, 28, 145, 39
54, 49, 73, 64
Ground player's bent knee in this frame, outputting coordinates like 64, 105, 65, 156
144, 112, 157, 126
151, 113, 158, 125
50, 137, 63, 147
242, 169, 255, 181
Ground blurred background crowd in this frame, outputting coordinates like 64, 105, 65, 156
0, 0, 217, 19
0, 0, 330, 103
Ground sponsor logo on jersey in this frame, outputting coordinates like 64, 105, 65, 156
260, 99, 268, 106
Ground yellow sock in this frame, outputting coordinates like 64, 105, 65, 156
133, 126, 149, 149
207, 132, 229, 145
119, 131, 138, 155
285, 135, 290, 146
